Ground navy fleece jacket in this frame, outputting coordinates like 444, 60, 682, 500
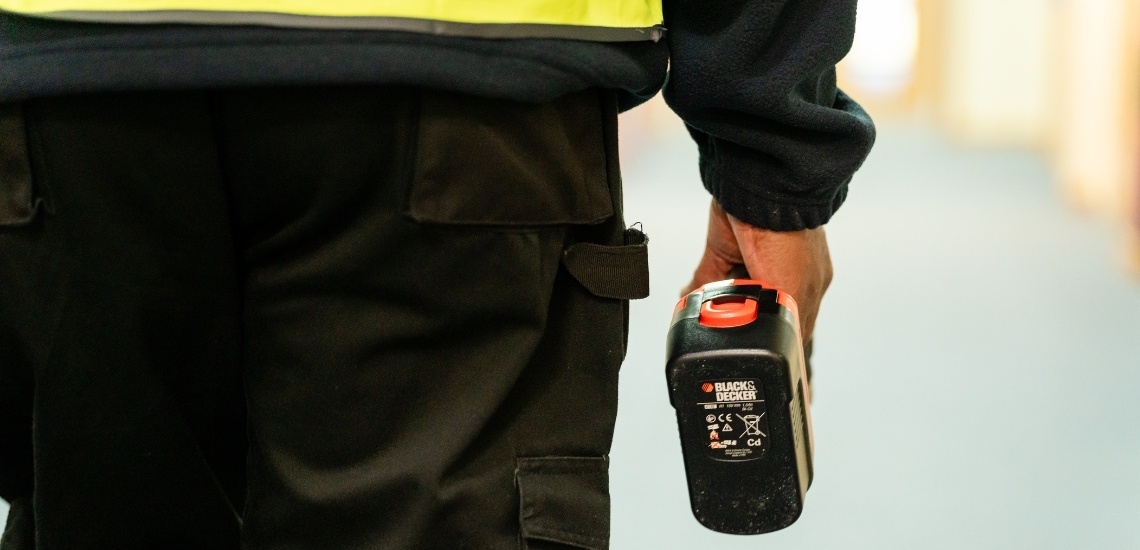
0, 0, 875, 230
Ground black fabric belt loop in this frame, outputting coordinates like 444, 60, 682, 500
561, 226, 649, 300
0, 103, 40, 227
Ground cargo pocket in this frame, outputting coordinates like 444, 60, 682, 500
516, 457, 610, 550
404, 89, 613, 227
0, 104, 44, 228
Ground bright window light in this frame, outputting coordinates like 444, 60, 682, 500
844, 0, 920, 96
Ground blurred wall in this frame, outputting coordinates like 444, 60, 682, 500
937, 0, 1057, 148
1054, 0, 1140, 220
839, 0, 1140, 274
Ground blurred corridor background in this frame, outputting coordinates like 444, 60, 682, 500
3, 0, 1140, 544
610, 0, 1140, 548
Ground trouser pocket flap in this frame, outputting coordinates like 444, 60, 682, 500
0, 104, 41, 228
561, 227, 648, 300
516, 456, 610, 550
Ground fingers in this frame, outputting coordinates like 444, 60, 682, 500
731, 223, 831, 341
686, 198, 834, 343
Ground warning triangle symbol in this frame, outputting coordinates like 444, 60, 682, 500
722, 423, 733, 432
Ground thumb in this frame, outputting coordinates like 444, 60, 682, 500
682, 200, 743, 296
683, 246, 737, 296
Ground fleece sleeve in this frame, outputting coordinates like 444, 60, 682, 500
662, 0, 877, 231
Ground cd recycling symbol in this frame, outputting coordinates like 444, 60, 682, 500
738, 413, 766, 437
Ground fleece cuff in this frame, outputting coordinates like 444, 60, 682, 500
696, 137, 850, 231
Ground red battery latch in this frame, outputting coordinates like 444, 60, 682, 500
698, 296, 758, 328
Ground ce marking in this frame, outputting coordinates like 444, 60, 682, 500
716, 414, 730, 423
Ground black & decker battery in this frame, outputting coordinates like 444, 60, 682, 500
665, 279, 814, 534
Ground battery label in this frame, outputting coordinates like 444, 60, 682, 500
698, 378, 769, 461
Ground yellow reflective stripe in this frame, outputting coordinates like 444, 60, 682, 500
0, 0, 664, 28
13, 11, 664, 41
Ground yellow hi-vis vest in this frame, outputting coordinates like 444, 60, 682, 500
0, 0, 664, 41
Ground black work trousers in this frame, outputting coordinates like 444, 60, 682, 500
0, 86, 645, 550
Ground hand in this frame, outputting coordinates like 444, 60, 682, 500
683, 199, 833, 344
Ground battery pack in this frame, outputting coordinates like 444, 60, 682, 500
665, 279, 814, 534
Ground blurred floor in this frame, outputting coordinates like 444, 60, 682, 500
611, 120, 1140, 549
3, 122, 1139, 547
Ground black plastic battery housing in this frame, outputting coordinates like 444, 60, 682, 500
665, 279, 814, 534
